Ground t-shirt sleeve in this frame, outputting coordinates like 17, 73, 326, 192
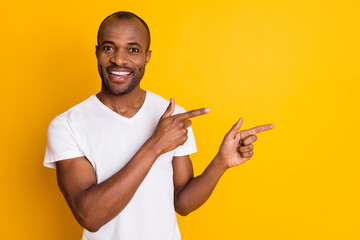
44, 115, 84, 168
173, 106, 197, 157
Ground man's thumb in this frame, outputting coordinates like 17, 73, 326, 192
161, 98, 175, 119
226, 118, 243, 139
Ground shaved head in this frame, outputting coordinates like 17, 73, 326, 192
97, 11, 151, 51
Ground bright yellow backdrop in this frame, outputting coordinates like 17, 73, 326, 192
1, 0, 359, 239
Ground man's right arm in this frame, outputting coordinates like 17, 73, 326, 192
55, 99, 209, 232
56, 139, 159, 232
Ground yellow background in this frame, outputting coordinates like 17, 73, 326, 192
1, 0, 359, 239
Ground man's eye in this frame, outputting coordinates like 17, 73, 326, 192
103, 46, 113, 51
129, 48, 139, 53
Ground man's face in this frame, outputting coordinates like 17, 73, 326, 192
96, 17, 151, 96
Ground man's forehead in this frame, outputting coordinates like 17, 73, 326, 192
98, 18, 148, 44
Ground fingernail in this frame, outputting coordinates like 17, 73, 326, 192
204, 108, 210, 113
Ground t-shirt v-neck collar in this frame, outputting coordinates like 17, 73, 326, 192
92, 90, 149, 122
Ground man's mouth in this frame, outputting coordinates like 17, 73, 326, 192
109, 70, 131, 76
106, 68, 133, 82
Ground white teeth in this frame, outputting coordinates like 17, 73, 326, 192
110, 71, 131, 76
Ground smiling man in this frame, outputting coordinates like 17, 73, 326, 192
44, 11, 274, 240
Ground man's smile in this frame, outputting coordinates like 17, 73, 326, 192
110, 71, 131, 76
106, 67, 134, 82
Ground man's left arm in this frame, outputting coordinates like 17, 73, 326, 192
173, 118, 274, 216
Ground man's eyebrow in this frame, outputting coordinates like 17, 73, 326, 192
128, 42, 143, 48
100, 40, 115, 46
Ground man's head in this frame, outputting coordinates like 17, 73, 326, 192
97, 12, 151, 52
96, 12, 151, 96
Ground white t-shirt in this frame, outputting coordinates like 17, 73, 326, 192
44, 90, 197, 240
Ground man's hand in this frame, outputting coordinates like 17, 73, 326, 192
172, 117, 274, 215
150, 98, 210, 155
217, 118, 274, 169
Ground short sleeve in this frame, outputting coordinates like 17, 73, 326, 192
44, 115, 84, 168
173, 106, 197, 157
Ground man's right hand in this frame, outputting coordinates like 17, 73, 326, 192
149, 98, 210, 155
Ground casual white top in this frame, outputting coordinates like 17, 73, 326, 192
44, 90, 197, 240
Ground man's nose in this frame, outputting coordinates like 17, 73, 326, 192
110, 50, 128, 66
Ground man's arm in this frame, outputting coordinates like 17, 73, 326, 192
56, 141, 160, 232
172, 154, 225, 216
55, 99, 209, 232
173, 118, 274, 216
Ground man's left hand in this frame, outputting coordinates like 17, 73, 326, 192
217, 118, 274, 169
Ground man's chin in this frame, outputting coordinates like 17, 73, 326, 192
100, 71, 143, 96
104, 82, 139, 96
107, 87, 131, 96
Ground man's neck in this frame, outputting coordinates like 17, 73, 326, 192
96, 87, 146, 118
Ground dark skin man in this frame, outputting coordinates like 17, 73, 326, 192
54, 14, 274, 233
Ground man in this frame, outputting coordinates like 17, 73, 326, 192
44, 11, 274, 240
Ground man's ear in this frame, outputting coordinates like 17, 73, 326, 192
145, 50, 152, 65
95, 45, 99, 58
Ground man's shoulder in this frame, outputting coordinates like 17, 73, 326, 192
61, 95, 96, 115
50, 95, 96, 124
146, 90, 186, 114
146, 90, 168, 105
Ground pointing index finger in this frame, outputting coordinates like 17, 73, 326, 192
176, 108, 210, 120
240, 124, 274, 138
